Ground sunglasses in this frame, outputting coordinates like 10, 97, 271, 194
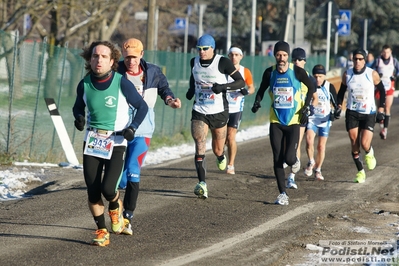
197, 46, 211, 51
354, 57, 364, 61
292, 58, 305, 62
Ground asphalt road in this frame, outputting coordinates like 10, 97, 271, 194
1, 98, 399, 266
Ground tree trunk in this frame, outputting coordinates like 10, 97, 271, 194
3, 31, 23, 99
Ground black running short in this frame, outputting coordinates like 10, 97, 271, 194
191, 109, 228, 129
227, 111, 242, 129
345, 109, 376, 132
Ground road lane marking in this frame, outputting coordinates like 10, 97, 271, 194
160, 202, 330, 266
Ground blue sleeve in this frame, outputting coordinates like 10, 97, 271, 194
120, 77, 149, 130
72, 79, 86, 119
152, 65, 175, 104
394, 58, 399, 76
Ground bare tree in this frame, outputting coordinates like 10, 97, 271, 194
0, 0, 131, 98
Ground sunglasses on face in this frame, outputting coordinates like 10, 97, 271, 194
292, 58, 305, 62
354, 57, 364, 61
197, 46, 211, 51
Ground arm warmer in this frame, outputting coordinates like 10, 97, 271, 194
226, 71, 245, 91
295, 66, 315, 106
254, 68, 272, 103
337, 83, 347, 106
329, 84, 338, 108
376, 81, 386, 108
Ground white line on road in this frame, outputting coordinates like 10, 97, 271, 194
160, 202, 330, 266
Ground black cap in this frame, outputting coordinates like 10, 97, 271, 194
312, 64, 326, 75
352, 48, 367, 59
292, 48, 306, 61
274, 41, 290, 56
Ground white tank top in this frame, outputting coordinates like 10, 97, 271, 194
192, 55, 228, 114
309, 80, 331, 125
346, 67, 377, 114
376, 57, 395, 90
227, 65, 245, 113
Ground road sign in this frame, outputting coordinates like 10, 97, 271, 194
338, 9, 351, 36
135, 12, 148, 20
175, 18, 186, 29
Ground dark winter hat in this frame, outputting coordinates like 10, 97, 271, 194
273, 41, 290, 56
292, 48, 306, 61
352, 48, 367, 59
312, 64, 326, 75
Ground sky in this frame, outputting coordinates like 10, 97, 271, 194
0, 124, 269, 201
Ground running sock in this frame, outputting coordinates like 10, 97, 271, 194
352, 152, 363, 171
94, 214, 107, 230
365, 146, 374, 156
315, 168, 321, 172
109, 199, 120, 210
195, 155, 206, 182
384, 115, 390, 128
217, 154, 225, 162
123, 210, 134, 222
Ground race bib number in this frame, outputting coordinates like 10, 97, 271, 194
314, 101, 328, 117
84, 130, 115, 160
381, 78, 391, 91
227, 91, 241, 105
197, 85, 215, 105
273, 86, 294, 109
351, 88, 367, 112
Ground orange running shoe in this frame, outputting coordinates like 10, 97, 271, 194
109, 199, 125, 234
91, 229, 110, 246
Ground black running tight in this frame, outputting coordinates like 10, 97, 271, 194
83, 145, 126, 203
269, 123, 300, 194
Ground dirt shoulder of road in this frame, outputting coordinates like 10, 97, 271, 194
274, 184, 399, 265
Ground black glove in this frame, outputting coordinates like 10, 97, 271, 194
186, 89, 194, 100
390, 76, 396, 81
299, 105, 311, 125
309, 105, 315, 116
329, 110, 335, 121
122, 126, 135, 141
240, 88, 249, 95
334, 107, 342, 119
251, 101, 261, 113
74, 115, 85, 131
376, 112, 385, 123
212, 83, 226, 94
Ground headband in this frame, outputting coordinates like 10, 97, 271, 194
229, 47, 243, 55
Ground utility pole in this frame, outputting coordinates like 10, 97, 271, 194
198, 4, 207, 38
154, 6, 159, 50
147, 0, 156, 51
363, 19, 368, 50
325, 0, 332, 71
226, 0, 232, 53
250, 0, 256, 55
